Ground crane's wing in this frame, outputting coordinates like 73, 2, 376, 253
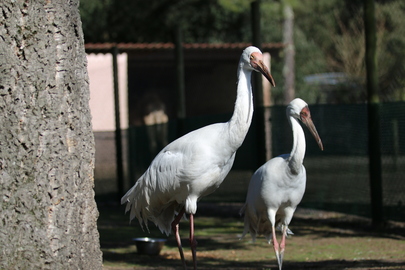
121, 146, 192, 235
121, 124, 229, 235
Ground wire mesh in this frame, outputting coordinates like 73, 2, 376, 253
94, 102, 405, 222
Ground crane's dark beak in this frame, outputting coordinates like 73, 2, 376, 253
301, 107, 324, 151
250, 52, 276, 87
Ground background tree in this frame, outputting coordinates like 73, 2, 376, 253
80, 0, 247, 43
294, 0, 405, 103
0, 0, 103, 269
79, 0, 405, 104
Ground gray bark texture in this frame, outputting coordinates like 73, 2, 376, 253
0, 0, 103, 269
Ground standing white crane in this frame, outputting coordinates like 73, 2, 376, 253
121, 46, 275, 270
240, 98, 323, 270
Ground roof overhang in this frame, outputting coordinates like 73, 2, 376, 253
85, 42, 285, 55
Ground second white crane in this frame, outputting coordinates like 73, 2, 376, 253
240, 98, 323, 270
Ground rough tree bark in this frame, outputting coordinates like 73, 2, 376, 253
0, 0, 103, 269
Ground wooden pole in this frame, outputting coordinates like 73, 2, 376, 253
112, 46, 125, 199
174, 25, 186, 137
282, 1, 295, 104
364, 0, 384, 228
263, 53, 273, 160
251, 0, 263, 106
251, 0, 267, 167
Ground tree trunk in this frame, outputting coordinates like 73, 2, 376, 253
282, 1, 295, 104
364, 0, 384, 229
0, 0, 103, 269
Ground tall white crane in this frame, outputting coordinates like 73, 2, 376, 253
240, 98, 323, 270
121, 46, 275, 270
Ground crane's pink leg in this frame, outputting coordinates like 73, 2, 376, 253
271, 225, 282, 270
189, 213, 197, 270
278, 225, 288, 270
171, 207, 187, 270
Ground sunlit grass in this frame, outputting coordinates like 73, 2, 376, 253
99, 204, 405, 269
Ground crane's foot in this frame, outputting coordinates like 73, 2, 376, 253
277, 225, 287, 270
274, 248, 283, 270
271, 226, 282, 270
277, 248, 284, 270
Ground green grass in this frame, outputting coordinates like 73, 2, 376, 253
98, 203, 405, 269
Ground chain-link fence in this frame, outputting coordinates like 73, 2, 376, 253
94, 101, 405, 222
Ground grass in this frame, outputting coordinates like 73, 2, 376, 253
98, 202, 405, 270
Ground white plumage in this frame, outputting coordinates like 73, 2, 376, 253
123, 124, 238, 234
240, 98, 323, 270
121, 46, 275, 270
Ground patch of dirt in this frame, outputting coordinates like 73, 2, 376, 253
101, 203, 405, 270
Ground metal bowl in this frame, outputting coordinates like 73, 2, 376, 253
133, 237, 166, 255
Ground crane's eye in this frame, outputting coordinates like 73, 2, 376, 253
250, 55, 255, 60
300, 108, 309, 120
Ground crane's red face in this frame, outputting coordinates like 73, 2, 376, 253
300, 106, 324, 151
250, 52, 276, 87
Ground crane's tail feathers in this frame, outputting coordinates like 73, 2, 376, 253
240, 204, 259, 243
121, 184, 137, 205
150, 203, 180, 236
121, 180, 156, 234
239, 203, 250, 240
121, 174, 183, 237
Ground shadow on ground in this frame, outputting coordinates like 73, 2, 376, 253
99, 202, 405, 270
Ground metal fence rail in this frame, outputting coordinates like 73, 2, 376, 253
94, 102, 405, 222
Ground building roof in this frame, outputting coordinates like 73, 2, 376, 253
85, 42, 285, 54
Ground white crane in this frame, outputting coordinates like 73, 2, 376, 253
121, 46, 275, 270
240, 98, 323, 270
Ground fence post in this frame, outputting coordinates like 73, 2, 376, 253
364, 0, 384, 228
392, 119, 399, 170
251, 0, 267, 167
112, 46, 125, 199
174, 25, 186, 137
282, 0, 295, 104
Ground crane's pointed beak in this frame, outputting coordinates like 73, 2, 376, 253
250, 52, 276, 87
301, 109, 324, 151
256, 60, 276, 87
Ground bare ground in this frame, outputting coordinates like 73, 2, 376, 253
99, 202, 405, 270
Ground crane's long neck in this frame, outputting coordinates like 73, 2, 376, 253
288, 116, 306, 175
227, 68, 254, 150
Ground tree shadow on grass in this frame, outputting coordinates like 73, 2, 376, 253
99, 222, 247, 251
199, 202, 405, 240
98, 203, 247, 251
99, 203, 405, 269
103, 250, 405, 270
290, 212, 405, 241
284, 260, 405, 270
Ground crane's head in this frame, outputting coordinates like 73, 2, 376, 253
240, 46, 276, 87
288, 98, 324, 151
